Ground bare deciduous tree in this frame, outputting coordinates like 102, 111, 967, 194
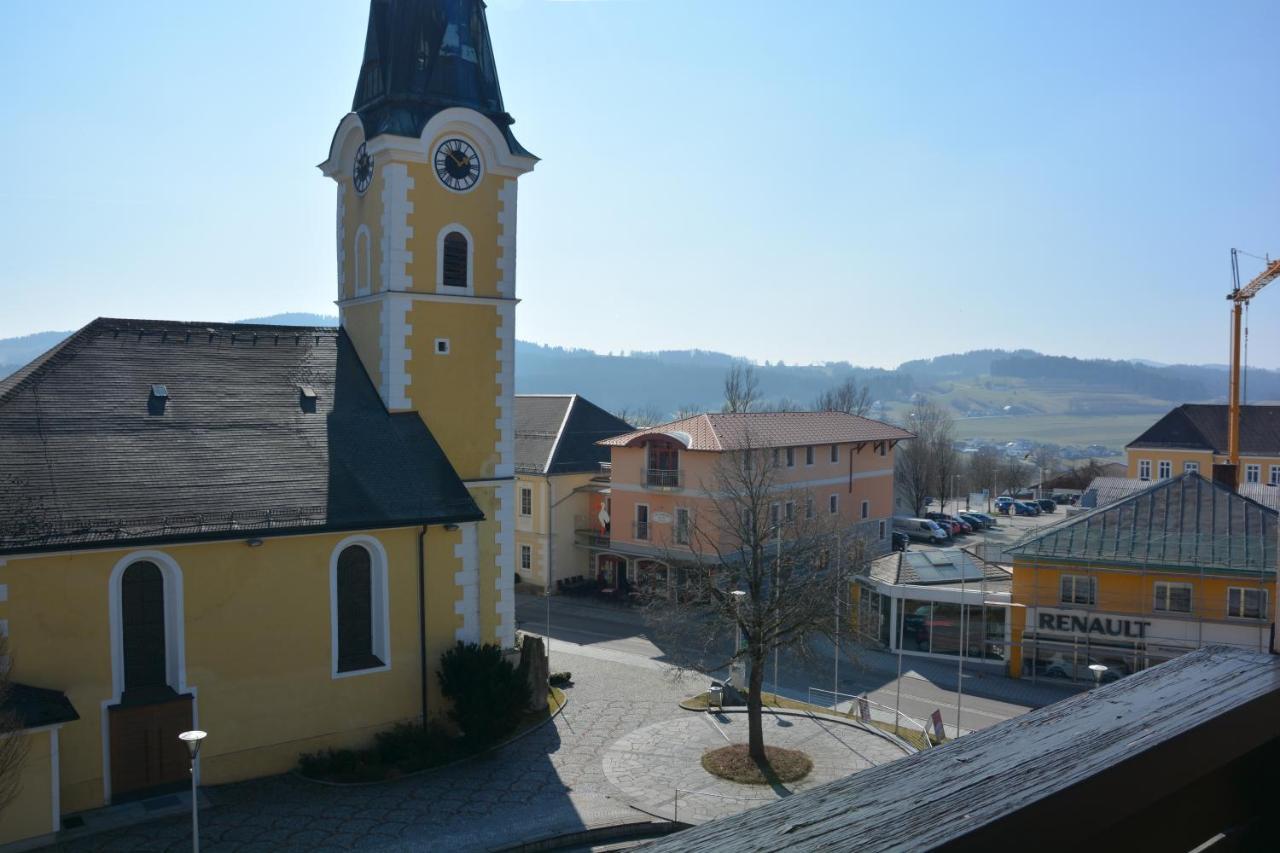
894, 398, 953, 516
965, 446, 1002, 496
640, 442, 867, 762
722, 363, 761, 413
611, 404, 666, 429
0, 638, 30, 818
999, 455, 1033, 496
672, 403, 704, 421
814, 377, 872, 417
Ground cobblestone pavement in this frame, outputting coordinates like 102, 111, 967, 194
53, 648, 745, 852
603, 711, 909, 824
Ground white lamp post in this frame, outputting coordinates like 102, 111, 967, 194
1088, 663, 1108, 689
178, 730, 207, 852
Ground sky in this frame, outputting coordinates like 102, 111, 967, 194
1, 0, 1277, 370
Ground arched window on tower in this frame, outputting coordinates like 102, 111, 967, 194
442, 231, 469, 288
354, 226, 371, 296
121, 561, 173, 704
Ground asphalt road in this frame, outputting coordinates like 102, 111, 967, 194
515, 592, 1076, 738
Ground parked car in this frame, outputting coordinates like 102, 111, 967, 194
927, 513, 971, 535
1014, 501, 1041, 516
958, 512, 989, 530
994, 496, 1016, 514
966, 512, 998, 527
1036, 499, 1057, 513
891, 531, 910, 552
893, 517, 949, 544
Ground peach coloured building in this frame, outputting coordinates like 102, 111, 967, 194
582, 412, 914, 592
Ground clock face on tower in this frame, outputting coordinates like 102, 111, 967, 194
434, 138, 482, 192
352, 143, 374, 195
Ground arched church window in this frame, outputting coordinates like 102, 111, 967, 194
336, 544, 381, 672
442, 231, 469, 288
121, 561, 171, 703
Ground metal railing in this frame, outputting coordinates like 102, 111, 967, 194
642, 467, 684, 489
806, 687, 935, 749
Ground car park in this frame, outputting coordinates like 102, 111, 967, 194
893, 517, 950, 544
958, 512, 989, 530
994, 496, 1015, 513
926, 513, 971, 535
1014, 501, 1041, 516
966, 512, 998, 527
1036, 499, 1057, 513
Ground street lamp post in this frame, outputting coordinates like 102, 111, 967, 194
178, 730, 207, 853
1088, 663, 1108, 689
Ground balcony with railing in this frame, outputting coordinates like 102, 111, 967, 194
642, 467, 683, 490
574, 514, 611, 549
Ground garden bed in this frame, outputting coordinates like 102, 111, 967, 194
701, 744, 812, 785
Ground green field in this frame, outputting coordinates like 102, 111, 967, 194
950, 413, 1158, 451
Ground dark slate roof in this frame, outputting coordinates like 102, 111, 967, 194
865, 548, 1010, 587
642, 645, 1280, 852
1, 683, 79, 729
1008, 473, 1277, 575
515, 395, 632, 475
0, 318, 481, 555
352, 0, 532, 157
1127, 404, 1280, 454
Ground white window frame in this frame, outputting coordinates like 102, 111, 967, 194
805, 496, 814, 520
674, 507, 691, 545
830, 444, 839, 463
829, 494, 839, 515
435, 223, 475, 294
108, 550, 189, 702
1245, 464, 1261, 484
329, 535, 391, 679
1157, 460, 1172, 480
1184, 461, 1199, 475
786, 448, 795, 468
520, 544, 532, 571
1270, 465, 1280, 486
861, 499, 870, 520
519, 486, 532, 517
805, 446, 815, 466
1059, 574, 1096, 606
635, 504, 650, 540
1153, 582, 1192, 614
1138, 460, 1151, 481
878, 443, 887, 457
878, 520, 886, 540
784, 501, 795, 522
1227, 587, 1268, 620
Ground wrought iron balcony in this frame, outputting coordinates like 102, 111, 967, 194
642, 467, 683, 489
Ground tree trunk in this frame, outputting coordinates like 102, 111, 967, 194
747, 652, 766, 762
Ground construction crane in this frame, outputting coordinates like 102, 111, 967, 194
1226, 249, 1280, 481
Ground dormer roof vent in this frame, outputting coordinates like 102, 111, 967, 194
299, 384, 318, 414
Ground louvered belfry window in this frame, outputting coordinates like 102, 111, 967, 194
337, 545, 381, 672
442, 231, 468, 287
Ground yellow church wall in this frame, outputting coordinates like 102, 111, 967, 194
405, 300, 502, 480
404, 145, 503, 298
341, 300, 383, 391
469, 486, 507, 645
1, 524, 468, 815
0, 729, 54, 846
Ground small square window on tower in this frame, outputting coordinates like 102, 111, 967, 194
435, 338, 451, 355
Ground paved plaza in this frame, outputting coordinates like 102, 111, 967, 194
52, 644, 909, 852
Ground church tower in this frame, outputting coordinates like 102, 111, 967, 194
321, 0, 536, 647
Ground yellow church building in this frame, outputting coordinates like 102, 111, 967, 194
0, 0, 532, 846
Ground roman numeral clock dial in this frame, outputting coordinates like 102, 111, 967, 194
434, 138, 482, 192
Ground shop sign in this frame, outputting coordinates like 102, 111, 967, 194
652, 512, 673, 524
930, 709, 945, 742
1036, 609, 1152, 639
857, 697, 871, 723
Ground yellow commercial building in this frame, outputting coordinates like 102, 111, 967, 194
1007, 474, 1275, 683
0, 1, 534, 846
1125, 403, 1280, 486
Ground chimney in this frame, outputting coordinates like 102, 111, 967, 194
1212, 463, 1238, 492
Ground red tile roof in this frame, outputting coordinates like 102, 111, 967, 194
598, 411, 914, 451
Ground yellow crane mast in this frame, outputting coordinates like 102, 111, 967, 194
1227, 249, 1280, 481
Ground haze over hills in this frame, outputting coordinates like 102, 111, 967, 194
4, 315, 1278, 451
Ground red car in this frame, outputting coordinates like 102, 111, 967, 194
927, 513, 972, 535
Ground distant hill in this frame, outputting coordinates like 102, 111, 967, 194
4, 316, 1279, 425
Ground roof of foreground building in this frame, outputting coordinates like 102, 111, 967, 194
515, 394, 632, 475
0, 318, 482, 555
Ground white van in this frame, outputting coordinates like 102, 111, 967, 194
893, 517, 949, 544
